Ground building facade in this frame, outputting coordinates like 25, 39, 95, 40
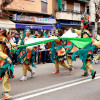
2, 0, 53, 15
0, 0, 56, 35
53, 0, 95, 34
0, 0, 99, 34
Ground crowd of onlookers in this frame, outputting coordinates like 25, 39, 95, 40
8, 29, 67, 65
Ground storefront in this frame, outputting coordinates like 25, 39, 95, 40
56, 20, 95, 34
12, 14, 56, 35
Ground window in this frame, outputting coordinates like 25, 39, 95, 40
41, 0, 48, 3
30, 0, 34, 1
41, 0, 48, 13
62, 1, 67, 11
0, 10, 2, 17
85, 6, 89, 14
74, 3, 80, 13
25, 0, 35, 1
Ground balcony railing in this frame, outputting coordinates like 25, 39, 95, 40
55, 9, 90, 15
56, 9, 90, 21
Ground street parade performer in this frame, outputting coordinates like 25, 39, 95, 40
66, 41, 79, 68
50, 30, 74, 74
93, 34, 100, 64
62, 29, 79, 68
52, 38, 73, 74
17, 28, 94, 77
18, 28, 36, 81
70, 14, 96, 79
0, 29, 16, 100
61, 29, 79, 68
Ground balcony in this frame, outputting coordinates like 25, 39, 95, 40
56, 9, 86, 21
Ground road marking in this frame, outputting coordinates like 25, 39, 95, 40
13, 74, 100, 98
13, 73, 100, 99
14, 75, 100, 100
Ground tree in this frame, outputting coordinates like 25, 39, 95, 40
94, 0, 100, 35
1, 0, 13, 10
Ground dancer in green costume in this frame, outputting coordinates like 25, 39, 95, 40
71, 14, 96, 79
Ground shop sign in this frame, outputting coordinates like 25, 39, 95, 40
16, 24, 53, 29
13, 14, 56, 24
58, 20, 95, 26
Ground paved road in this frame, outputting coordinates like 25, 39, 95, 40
0, 58, 100, 100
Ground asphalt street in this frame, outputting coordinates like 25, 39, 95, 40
0, 58, 100, 100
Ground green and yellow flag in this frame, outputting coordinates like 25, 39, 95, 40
58, 0, 62, 11
18, 38, 91, 49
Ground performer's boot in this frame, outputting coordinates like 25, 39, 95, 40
66, 66, 74, 70
3, 93, 12, 100
91, 70, 96, 79
81, 72, 88, 76
98, 60, 100, 63
94, 59, 98, 64
53, 70, 60, 74
20, 76, 27, 81
68, 67, 74, 74
70, 66, 74, 69
31, 70, 36, 77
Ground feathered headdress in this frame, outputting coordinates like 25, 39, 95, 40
81, 14, 91, 28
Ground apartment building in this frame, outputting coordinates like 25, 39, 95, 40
0, 0, 56, 34
0, 0, 99, 34
53, 0, 95, 33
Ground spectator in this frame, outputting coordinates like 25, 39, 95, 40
12, 31, 20, 65
32, 31, 39, 63
10, 31, 15, 43
40, 43, 46, 64
37, 32, 46, 64
54, 29, 63, 37
14, 31, 20, 44
34, 31, 38, 38
63, 29, 67, 34
54, 29, 59, 36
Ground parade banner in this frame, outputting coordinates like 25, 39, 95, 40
18, 38, 58, 48
60, 38, 91, 48
18, 37, 91, 49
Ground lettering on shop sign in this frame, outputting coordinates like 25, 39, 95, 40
13, 14, 56, 24
27, 25, 42, 29
16, 24, 53, 29
70, 21, 80, 25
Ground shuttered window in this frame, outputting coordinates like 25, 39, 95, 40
74, 3, 80, 13
41, 0, 48, 13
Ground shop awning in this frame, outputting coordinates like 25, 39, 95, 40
78, 0, 90, 2
0, 19, 15, 29
57, 20, 95, 27
16, 24, 54, 29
